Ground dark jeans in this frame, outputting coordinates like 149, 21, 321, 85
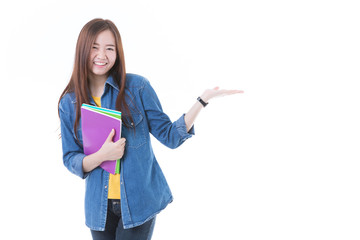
91, 199, 156, 240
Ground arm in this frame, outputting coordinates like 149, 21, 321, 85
141, 79, 243, 147
184, 87, 244, 132
141, 79, 194, 149
59, 98, 125, 176
59, 103, 87, 179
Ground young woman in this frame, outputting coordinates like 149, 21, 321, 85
58, 18, 243, 240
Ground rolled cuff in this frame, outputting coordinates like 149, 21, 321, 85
65, 152, 87, 179
175, 114, 195, 140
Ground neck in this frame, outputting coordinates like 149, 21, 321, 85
89, 74, 107, 97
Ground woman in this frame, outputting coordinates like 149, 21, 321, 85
58, 18, 243, 240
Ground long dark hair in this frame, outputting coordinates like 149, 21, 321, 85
58, 18, 132, 139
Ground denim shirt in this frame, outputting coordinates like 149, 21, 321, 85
59, 73, 194, 230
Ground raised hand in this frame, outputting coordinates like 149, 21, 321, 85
184, 86, 244, 132
200, 87, 244, 103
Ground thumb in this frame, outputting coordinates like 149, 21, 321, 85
105, 129, 115, 142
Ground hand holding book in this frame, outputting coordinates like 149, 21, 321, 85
81, 104, 123, 174
82, 128, 125, 174
98, 129, 126, 162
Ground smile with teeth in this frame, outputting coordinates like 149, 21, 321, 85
94, 61, 107, 66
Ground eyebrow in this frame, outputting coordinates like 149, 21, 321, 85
93, 43, 116, 47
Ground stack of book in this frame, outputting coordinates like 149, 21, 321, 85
81, 104, 122, 174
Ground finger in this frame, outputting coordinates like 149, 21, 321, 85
226, 89, 244, 94
220, 89, 244, 95
210, 90, 242, 99
116, 138, 126, 145
105, 129, 115, 142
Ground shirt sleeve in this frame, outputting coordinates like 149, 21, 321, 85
140, 79, 195, 149
59, 100, 87, 179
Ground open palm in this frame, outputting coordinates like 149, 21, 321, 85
201, 87, 244, 102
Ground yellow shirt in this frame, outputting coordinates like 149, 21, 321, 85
92, 96, 121, 199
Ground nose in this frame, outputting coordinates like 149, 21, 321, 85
97, 49, 106, 59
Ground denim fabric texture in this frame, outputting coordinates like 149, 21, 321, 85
59, 73, 194, 230
91, 199, 156, 240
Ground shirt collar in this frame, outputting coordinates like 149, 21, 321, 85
105, 75, 120, 91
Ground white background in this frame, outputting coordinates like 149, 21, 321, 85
1, 0, 360, 239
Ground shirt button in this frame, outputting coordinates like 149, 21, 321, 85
105, 185, 108, 189
120, 182, 123, 185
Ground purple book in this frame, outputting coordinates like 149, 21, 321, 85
81, 104, 122, 174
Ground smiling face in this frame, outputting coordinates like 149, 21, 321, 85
88, 30, 117, 81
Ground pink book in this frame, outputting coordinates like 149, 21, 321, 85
81, 104, 122, 174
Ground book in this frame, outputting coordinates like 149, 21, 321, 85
81, 104, 122, 174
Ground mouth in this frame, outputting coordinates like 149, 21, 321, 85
94, 61, 107, 66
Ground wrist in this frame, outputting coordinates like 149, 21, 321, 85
83, 153, 101, 173
197, 96, 208, 107
200, 94, 210, 103
94, 150, 106, 164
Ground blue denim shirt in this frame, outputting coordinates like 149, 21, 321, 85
59, 73, 194, 230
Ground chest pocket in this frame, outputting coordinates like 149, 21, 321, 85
122, 112, 147, 149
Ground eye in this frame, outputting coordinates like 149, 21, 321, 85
92, 46, 98, 49
107, 48, 115, 51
